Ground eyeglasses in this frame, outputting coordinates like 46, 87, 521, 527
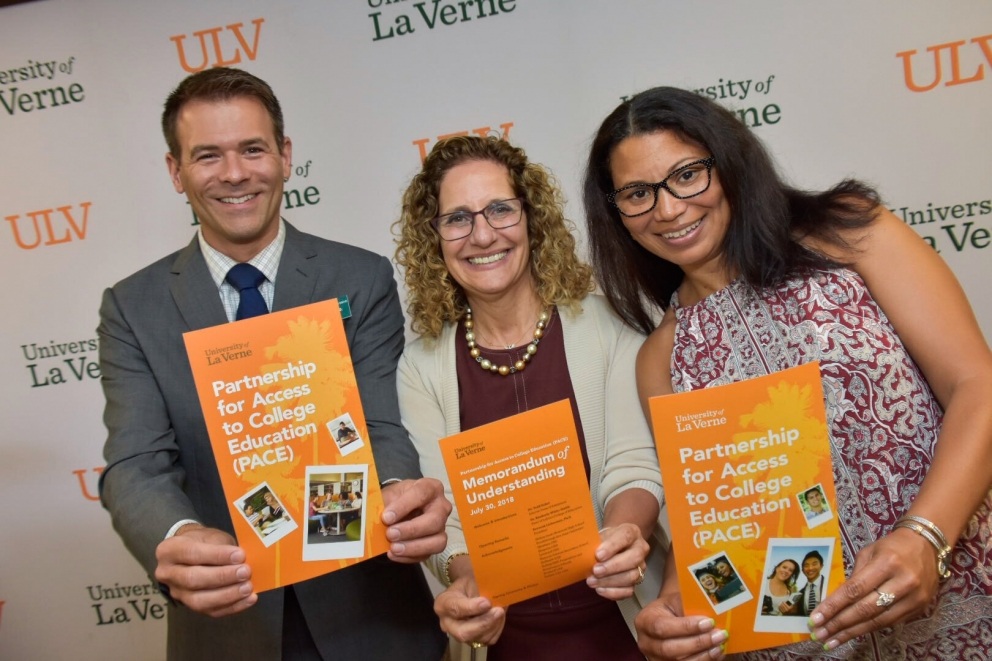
607, 157, 715, 217
430, 197, 524, 241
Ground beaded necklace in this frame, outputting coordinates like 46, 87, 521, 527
464, 307, 549, 376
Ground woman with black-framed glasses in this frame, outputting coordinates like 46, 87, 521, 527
584, 86, 992, 661
394, 135, 667, 660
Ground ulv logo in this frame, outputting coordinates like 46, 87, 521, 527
5, 202, 91, 250
412, 122, 514, 162
73, 467, 103, 502
171, 18, 265, 73
897, 33, 992, 91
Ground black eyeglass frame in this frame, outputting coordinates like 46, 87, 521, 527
429, 196, 525, 241
607, 157, 716, 218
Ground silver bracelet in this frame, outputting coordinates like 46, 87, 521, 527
893, 519, 952, 579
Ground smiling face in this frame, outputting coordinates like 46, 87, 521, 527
802, 556, 823, 581
806, 489, 824, 510
715, 561, 732, 577
436, 159, 534, 307
775, 560, 798, 582
699, 573, 718, 591
608, 130, 732, 293
166, 96, 291, 263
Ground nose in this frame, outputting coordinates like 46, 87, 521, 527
468, 212, 497, 245
220, 154, 249, 185
652, 188, 687, 223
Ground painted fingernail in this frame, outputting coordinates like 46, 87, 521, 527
710, 629, 728, 645
808, 612, 824, 626
699, 617, 716, 631
824, 639, 840, 651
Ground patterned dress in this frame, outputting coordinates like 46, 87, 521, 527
670, 269, 992, 660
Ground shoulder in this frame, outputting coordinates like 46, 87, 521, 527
400, 324, 455, 374
106, 245, 188, 299
286, 223, 390, 269
561, 294, 638, 337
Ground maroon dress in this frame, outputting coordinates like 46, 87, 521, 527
456, 308, 644, 661
670, 269, 992, 660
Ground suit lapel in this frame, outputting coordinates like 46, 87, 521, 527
170, 237, 228, 331
273, 222, 321, 311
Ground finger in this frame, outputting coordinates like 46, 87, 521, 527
591, 542, 649, 580
155, 557, 253, 593
381, 478, 450, 525
589, 562, 644, 590
810, 586, 924, 650
156, 531, 244, 568
172, 581, 258, 617
435, 589, 492, 620
442, 607, 506, 646
637, 617, 728, 661
386, 530, 448, 563
595, 523, 640, 561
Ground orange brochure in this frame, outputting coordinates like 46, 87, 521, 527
439, 399, 601, 607
649, 362, 844, 654
182, 299, 389, 593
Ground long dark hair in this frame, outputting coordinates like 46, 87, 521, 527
583, 86, 879, 334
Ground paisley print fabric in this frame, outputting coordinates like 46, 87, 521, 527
670, 269, 992, 660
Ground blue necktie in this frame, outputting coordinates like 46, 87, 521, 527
226, 263, 269, 320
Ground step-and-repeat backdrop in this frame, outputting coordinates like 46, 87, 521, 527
1, 0, 989, 657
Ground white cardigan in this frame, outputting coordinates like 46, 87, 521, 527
398, 295, 668, 633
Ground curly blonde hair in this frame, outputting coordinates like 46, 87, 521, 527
394, 136, 593, 338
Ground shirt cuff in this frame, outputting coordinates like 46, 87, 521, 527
164, 519, 201, 540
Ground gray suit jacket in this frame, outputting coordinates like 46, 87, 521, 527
98, 223, 444, 660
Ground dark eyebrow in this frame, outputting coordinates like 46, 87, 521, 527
188, 137, 269, 159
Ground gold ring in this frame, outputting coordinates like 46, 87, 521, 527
470, 642, 484, 649
875, 589, 896, 608
635, 565, 645, 585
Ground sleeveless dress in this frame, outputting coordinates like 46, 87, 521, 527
670, 269, 992, 660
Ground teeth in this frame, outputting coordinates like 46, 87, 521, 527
220, 194, 255, 204
468, 251, 507, 265
663, 219, 701, 239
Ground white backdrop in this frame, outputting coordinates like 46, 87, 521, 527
1, 1, 990, 658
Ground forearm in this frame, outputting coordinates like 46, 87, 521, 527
604, 487, 661, 540
904, 376, 992, 545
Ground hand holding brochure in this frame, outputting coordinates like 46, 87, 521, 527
182, 299, 390, 592
648, 362, 844, 654
439, 399, 600, 607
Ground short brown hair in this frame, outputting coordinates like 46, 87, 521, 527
161, 67, 285, 159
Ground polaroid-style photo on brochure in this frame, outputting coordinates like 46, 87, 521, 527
236, 482, 298, 548
326, 413, 365, 457
754, 538, 836, 633
689, 552, 753, 615
303, 465, 369, 561
798, 483, 833, 529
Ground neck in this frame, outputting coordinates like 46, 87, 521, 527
678, 263, 736, 307
466, 288, 544, 349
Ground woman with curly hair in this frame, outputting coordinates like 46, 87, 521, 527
394, 135, 665, 660
583, 86, 992, 660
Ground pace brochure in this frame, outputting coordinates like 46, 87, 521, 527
648, 362, 844, 653
183, 299, 390, 592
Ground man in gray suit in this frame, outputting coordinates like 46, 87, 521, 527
98, 67, 449, 660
